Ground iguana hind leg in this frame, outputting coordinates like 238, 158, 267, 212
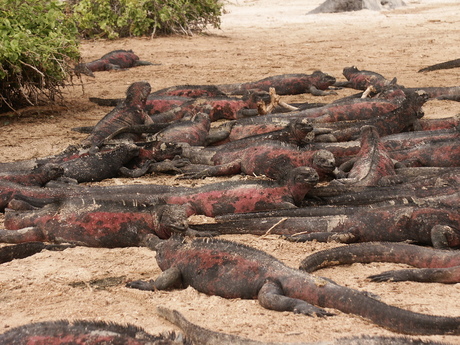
258, 278, 334, 316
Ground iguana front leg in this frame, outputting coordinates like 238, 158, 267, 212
308, 86, 338, 96
126, 267, 183, 291
257, 279, 334, 316
369, 266, 460, 284
431, 225, 460, 249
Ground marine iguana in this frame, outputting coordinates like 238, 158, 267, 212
205, 117, 317, 147
0, 307, 448, 345
158, 166, 319, 217
330, 125, 396, 186
0, 179, 186, 211
80, 81, 154, 149
337, 66, 398, 92
117, 113, 210, 177
389, 140, 460, 168
0, 164, 63, 187
149, 90, 271, 123
418, 57, 460, 73
0, 319, 189, 345
214, 87, 427, 143
179, 140, 336, 182
413, 115, 460, 131
126, 236, 460, 335
89, 84, 227, 108
300, 125, 460, 166
0, 143, 140, 184
2, 198, 190, 247
157, 306, 453, 345
217, 71, 337, 96
58, 143, 141, 182
74, 49, 157, 77
0, 166, 318, 217
303, 175, 460, 208
0, 242, 73, 264
192, 204, 460, 249
299, 242, 460, 284
406, 86, 460, 102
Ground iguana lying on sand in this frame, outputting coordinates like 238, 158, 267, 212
126, 236, 460, 335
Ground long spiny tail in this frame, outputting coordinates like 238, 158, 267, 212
300, 242, 460, 272
0, 242, 72, 264
418, 58, 460, 72
157, 306, 453, 344
317, 278, 460, 335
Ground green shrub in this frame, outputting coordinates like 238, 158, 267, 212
0, 0, 80, 112
71, 0, 223, 39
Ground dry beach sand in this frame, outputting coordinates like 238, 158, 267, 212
1, 0, 460, 343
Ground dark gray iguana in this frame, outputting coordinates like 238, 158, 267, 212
179, 140, 336, 182
0, 318, 189, 345
418, 58, 460, 73
299, 242, 460, 284
126, 236, 460, 335
157, 306, 453, 345
74, 49, 157, 77
0, 307, 450, 345
192, 204, 460, 249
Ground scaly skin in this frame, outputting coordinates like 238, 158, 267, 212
0, 143, 140, 184
181, 140, 335, 182
193, 205, 460, 249
217, 71, 337, 96
340, 66, 397, 91
81, 81, 153, 148
389, 140, 460, 167
127, 236, 460, 335
0, 164, 63, 186
304, 179, 460, 208
74, 49, 154, 77
0, 179, 185, 211
151, 84, 227, 98
0, 167, 317, 217
157, 306, 452, 345
2, 199, 189, 247
148, 113, 211, 146
406, 87, 460, 102
299, 242, 460, 284
0, 242, 72, 264
321, 88, 428, 142
221, 88, 425, 142
147, 91, 270, 124
413, 115, 460, 130
300, 126, 460, 165
59, 143, 140, 182
0, 319, 188, 345
119, 114, 211, 177
333, 125, 395, 186
160, 167, 319, 217
205, 117, 315, 146
418, 58, 460, 73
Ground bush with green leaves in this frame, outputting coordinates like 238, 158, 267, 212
71, 0, 223, 39
0, 0, 80, 112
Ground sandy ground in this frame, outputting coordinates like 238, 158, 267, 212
1, 0, 460, 343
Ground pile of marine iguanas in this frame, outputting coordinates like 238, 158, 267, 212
1, 50, 460, 344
